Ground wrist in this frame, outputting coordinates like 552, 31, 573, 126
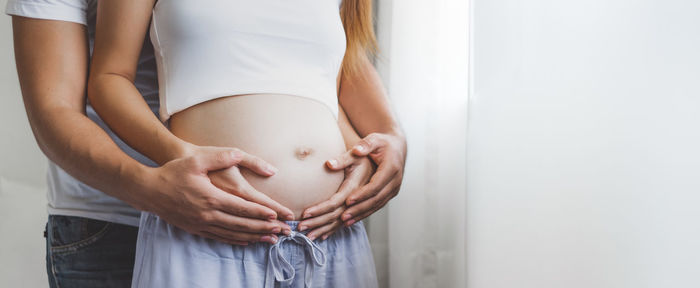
159, 139, 197, 164
119, 162, 159, 212
172, 140, 198, 159
384, 126, 406, 142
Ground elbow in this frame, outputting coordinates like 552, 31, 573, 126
86, 71, 105, 112
86, 70, 133, 113
85, 74, 99, 107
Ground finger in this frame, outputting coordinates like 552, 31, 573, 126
199, 231, 250, 246
342, 178, 399, 222
236, 151, 278, 176
345, 165, 398, 206
326, 150, 357, 171
321, 228, 340, 241
307, 219, 343, 241
351, 133, 385, 157
341, 196, 378, 224
207, 225, 278, 244
346, 193, 393, 227
301, 177, 357, 219
274, 219, 293, 235
306, 157, 372, 218
196, 148, 243, 173
214, 191, 279, 220
298, 205, 344, 232
346, 186, 398, 226
240, 190, 295, 221
209, 210, 286, 234
227, 172, 295, 220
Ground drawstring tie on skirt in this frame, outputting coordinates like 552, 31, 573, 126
264, 230, 327, 288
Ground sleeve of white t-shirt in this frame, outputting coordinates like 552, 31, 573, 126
5, 0, 87, 25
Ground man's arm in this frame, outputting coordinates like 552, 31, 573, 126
12, 16, 150, 207
11, 16, 287, 245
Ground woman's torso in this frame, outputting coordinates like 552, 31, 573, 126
152, 0, 349, 219
170, 95, 346, 219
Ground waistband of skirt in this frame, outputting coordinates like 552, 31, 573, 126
283, 220, 363, 232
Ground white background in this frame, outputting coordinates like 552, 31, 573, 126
467, 0, 700, 287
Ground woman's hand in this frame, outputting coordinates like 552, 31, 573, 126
298, 155, 375, 241
332, 132, 407, 226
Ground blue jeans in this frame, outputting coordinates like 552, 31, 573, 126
45, 215, 138, 288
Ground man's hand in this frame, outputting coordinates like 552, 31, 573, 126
140, 146, 292, 245
331, 132, 407, 227
298, 156, 375, 241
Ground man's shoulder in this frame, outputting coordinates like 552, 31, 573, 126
5, 0, 89, 25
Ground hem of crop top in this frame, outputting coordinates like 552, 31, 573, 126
159, 87, 340, 123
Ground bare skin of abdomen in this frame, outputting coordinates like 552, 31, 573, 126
169, 94, 346, 220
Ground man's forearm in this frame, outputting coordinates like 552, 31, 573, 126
12, 17, 154, 211
31, 107, 154, 210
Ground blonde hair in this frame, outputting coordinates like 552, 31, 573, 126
340, 0, 378, 78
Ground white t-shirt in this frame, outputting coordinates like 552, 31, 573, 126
5, 0, 160, 226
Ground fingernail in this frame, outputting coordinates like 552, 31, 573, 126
267, 165, 278, 174
299, 225, 307, 231
268, 214, 277, 220
283, 228, 292, 235
342, 213, 352, 221
261, 236, 276, 244
346, 219, 356, 226
286, 214, 295, 220
354, 145, 365, 152
328, 159, 338, 167
308, 234, 316, 241
303, 212, 312, 219
322, 235, 329, 240
271, 226, 281, 233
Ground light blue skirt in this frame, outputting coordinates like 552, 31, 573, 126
131, 212, 378, 288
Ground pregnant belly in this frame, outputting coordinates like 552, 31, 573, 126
169, 94, 346, 220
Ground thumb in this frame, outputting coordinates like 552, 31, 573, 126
326, 150, 356, 171
351, 133, 383, 157
196, 148, 242, 172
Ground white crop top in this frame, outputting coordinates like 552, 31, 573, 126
150, 0, 347, 121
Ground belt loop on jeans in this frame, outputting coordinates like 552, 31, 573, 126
264, 230, 327, 288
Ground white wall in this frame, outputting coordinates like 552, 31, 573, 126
467, 0, 700, 287
1, 1, 52, 287
373, 0, 468, 287
0, 0, 47, 187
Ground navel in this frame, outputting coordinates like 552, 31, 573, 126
294, 147, 314, 160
